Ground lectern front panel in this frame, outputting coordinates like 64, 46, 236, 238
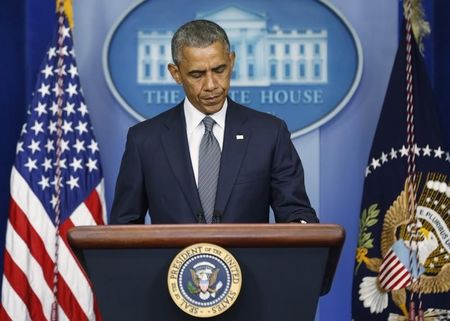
80, 247, 328, 321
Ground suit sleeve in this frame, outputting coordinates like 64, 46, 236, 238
109, 128, 148, 224
270, 120, 319, 223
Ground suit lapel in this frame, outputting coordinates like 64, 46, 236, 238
215, 101, 251, 214
160, 104, 203, 219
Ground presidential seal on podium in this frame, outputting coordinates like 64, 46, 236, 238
168, 243, 242, 318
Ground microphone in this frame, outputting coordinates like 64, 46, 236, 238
196, 211, 206, 224
212, 210, 222, 224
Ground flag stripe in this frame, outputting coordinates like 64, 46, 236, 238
3, 251, 47, 321
85, 184, 106, 225
10, 167, 98, 319
95, 181, 108, 224
0, 303, 13, 321
1, 276, 30, 321
7, 198, 79, 321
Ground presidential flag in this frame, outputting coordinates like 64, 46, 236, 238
351, 16, 450, 321
0, 5, 106, 321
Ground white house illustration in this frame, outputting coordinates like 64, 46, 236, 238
137, 5, 328, 86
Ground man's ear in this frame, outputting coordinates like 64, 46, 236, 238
168, 63, 181, 84
229, 51, 236, 70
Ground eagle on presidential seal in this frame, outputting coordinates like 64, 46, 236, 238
355, 173, 450, 320
187, 261, 223, 300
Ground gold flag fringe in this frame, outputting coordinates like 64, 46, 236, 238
403, 0, 431, 55
56, 0, 74, 29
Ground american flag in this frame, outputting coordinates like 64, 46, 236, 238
0, 8, 106, 321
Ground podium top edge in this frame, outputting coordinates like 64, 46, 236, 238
68, 224, 345, 249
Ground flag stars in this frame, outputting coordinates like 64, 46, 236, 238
37, 83, 50, 98
24, 157, 38, 172
60, 139, 70, 153
41, 65, 54, 79
16, 142, 24, 154
422, 145, 432, 156
75, 121, 88, 135
371, 158, 381, 170
51, 177, 64, 188
27, 139, 41, 154
87, 140, 99, 154
413, 144, 421, 156
86, 158, 98, 172
49, 102, 59, 115
57, 46, 69, 57
68, 64, 78, 78
30, 121, 44, 136
42, 157, 52, 171
50, 194, 58, 209
53, 158, 67, 169
69, 158, 83, 172
34, 102, 47, 117
380, 152, 388, 164
48, 121, 57, 134
434, 147, 444, 158
47, 47, 57, 59
21, 123, 27, 135
37, 176, 50, 190
65, 83, 78, 97
45, 139, 55, 153
62, 120, 73, 134
66, 175, 80, 190
59, 25, 71, 40
52, 83, 64, 97
54, 64, 67, 76
399, 145, 409, 157
63, 102, 76, 115
73, 139, 86, 153
446, 152, 450, 162
389, 148, 398, 159
78, 102, 88, 116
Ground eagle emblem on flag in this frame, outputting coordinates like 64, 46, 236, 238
356, 173, 450, 319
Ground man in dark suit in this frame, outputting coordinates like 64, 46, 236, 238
110, 20, 318, 224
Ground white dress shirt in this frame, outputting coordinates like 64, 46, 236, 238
184, 98, 227, 186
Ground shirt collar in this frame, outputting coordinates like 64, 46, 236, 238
184, 97, 227, 135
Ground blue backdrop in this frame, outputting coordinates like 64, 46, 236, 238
0, 1, 448, 320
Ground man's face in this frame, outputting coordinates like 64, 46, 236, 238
168, 41, 235, 115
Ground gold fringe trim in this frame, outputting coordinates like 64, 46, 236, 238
403, 0, 431, 55
56, 0, 74, 29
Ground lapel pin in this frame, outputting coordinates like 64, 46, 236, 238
236, 134, 244, 140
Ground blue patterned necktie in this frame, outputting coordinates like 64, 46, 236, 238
198, 116, 221, 223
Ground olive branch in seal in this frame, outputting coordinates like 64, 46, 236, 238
354, 204, 380, 275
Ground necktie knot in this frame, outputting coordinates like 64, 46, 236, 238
202, 116, 215, 133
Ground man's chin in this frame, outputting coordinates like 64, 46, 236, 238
200, 99, 225, 114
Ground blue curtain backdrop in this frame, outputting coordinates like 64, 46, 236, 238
423, 0, 450, 147
0, 0, 54, 288
0, 1, 448, 319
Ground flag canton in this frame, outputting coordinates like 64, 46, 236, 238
15, 14, 102, 224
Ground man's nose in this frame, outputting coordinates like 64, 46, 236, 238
204, 72, 218, 91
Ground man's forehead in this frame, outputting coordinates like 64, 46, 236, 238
179, 44, 230, 68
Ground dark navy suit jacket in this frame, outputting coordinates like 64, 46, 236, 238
110, 98, 317, 224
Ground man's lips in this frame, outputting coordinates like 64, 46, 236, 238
201, 95, 222, 102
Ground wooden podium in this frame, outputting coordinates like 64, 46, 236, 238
68, 224, 344, 321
